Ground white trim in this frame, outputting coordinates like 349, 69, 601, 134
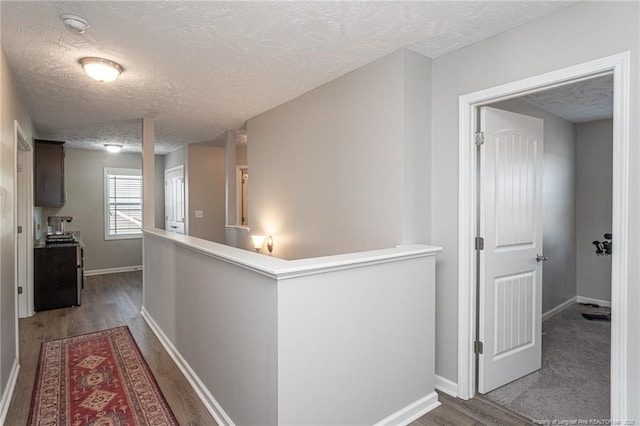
140, 307, 235, 426
457, 51, 630, 419
164, 164, 186, 234
104, 167, 143, 240
224, 224, 250, 231
235, 165, 248, 226
144, 228, 441, 281
435, 374, 458, 398
373, 391, 440, 426
542, 297, 577, 322
84, 265, 142, 277
0, 359, 20, 424
15, 120, 34, 323
577, 296, 611, 308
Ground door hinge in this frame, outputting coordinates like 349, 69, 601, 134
18, 286, 23, 295
475, 236, 484, 250
474, 340, 484, 354
17, 164, 22, 173
475, 131, 485, 146
17, 225, 23, 234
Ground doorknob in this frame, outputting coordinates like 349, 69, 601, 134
536, 254, 548, 262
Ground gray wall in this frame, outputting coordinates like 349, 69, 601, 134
0, 48, 36, 408
42, 148, 143, 271
248, 49, 430, 260
491, 99, 577, 314
187, 144, 226, 243
430, 2, 640, 403
576, 119, 612, 303
163, 144, 226, 243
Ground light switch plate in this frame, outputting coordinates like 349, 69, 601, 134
195, 210, 204, 218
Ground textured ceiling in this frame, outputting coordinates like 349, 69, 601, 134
521, 74, 613, 123
1, 1, 578, 154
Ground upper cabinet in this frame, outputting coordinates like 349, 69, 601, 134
35, 139, 66, 207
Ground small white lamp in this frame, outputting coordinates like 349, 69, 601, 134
251, 235, 266, 252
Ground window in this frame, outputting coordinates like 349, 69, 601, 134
104, 167, 142, 239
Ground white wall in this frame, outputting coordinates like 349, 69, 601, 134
430, 3, 639, 415
0, 48, 36, 416
576, 119, 613, 303
277, 255, 436, 424
248, 49, 430, 260
42, 148, 143, 271
490, 99, 577, 314
143, 230, 439, 425
143, 232, 279, 425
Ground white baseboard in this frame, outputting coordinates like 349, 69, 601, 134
374, 391, 440, 426
577, 296, 611, 308
84, 265, 142, 277
0, 358, 20, 424
140, 307, 235, 426
542, 296, 577, 322
435, 374, 458, 398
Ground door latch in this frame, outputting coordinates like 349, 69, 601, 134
536, 254, 548, 262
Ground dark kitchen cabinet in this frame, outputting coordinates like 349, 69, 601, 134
35, 139, 65, 207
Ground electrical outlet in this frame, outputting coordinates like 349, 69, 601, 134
195, 210, 204, 219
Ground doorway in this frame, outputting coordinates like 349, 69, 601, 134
475, 82, 614, 419
165, 165, 185, 234
457, 52, 631, 419
14, 120, 34, 319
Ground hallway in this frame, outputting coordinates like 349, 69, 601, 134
5, 272, 216, 425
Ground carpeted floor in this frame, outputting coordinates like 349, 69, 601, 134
483, 303, 610, 422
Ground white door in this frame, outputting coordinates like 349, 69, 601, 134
165, 165, 185, 234
478, 107, 545, 393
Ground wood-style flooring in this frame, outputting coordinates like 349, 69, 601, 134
6, 271, 216, 425
6, 271, 531, 425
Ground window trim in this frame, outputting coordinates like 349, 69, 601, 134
104, 167, 143, 241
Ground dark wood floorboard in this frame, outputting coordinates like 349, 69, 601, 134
7, 271, 531, 425
5, 271, 217, 426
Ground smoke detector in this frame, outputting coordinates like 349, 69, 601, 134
60, 14, 90, 35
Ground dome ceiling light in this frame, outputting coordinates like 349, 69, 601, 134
104, 144, 123, 153
80, 57, 124, 83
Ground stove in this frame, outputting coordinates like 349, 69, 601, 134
45, 233, 77, 245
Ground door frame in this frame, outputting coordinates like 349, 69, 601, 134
235, 165, 248, 226
164, 164, 186, 234
15, 121, 34, 318
13, 120, 34, 330
457, 52, 630, 419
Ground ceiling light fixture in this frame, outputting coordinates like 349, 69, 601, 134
80, 57, 124, 82
104, 144, 123, 153
60, 14, 90, 34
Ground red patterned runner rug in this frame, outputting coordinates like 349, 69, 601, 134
28, 326, 178, 425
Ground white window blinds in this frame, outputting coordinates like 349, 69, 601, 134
104, 168, 142, 239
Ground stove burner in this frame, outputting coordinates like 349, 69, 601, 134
46, 233, 76, 244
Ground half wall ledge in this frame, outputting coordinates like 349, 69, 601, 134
142, 228, 442, 425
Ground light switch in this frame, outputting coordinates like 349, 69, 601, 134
195, 210, 204, 218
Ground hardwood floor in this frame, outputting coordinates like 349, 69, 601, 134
5, 271, 217, 425
414, 392, 533, 425
6, 271, 530, 425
